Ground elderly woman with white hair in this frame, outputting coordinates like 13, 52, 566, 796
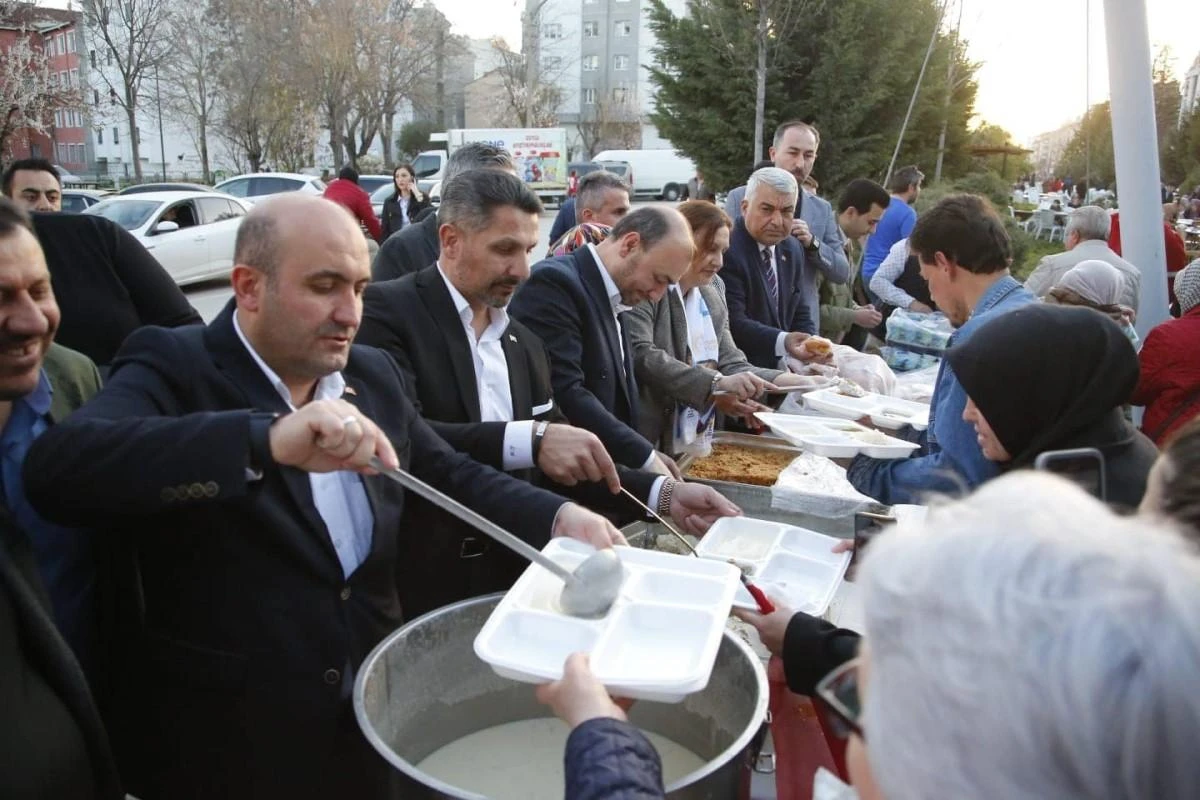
536, 472, 1200, 799
1044, 258, 1140, 347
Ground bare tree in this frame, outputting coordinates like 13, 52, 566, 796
82, 0, 172, 179
160, 2, 221, 182
0, 18, 82, 159
487, 36, 565, 127
577, 96, 641, 157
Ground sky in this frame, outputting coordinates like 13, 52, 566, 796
433, 0, 1200, 144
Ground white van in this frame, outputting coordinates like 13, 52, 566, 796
593, 149, 696, 201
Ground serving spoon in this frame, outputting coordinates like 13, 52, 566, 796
369, 459, 624, 618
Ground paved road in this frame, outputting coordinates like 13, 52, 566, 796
184, 204, 569, 323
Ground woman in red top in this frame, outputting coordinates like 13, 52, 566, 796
1133, 259, 1200, 445
1107, 208, 1188, 305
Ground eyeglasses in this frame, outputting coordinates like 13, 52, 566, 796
815, 656, 864, 740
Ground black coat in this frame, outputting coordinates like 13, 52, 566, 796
509, 247, 656, 469
720, 217, 816, 369
357, 267, 658, 616
372, 209, 439, 282
379, 191, 431, 241
22, 302, 567, 800
31, 213, 202, 369
0, 512, 123, 800
564, 717, 664, 800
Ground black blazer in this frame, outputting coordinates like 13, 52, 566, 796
32, 212, 202, 369
0, 512, 122, 800
379, 191, 431, 241
372, 210, 439, 282
22, 302, 566, 800
358, 266, 657, 615
509, 247, 656, 469
721, 217, 816, 368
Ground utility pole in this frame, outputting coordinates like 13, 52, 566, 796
155, 66, 166, 181
933, 0, 963, 183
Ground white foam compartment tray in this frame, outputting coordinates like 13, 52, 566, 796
801, 387, 930, 431
694, 517, 851, 615
474, 538, 741, 703
753, 411, 920, 459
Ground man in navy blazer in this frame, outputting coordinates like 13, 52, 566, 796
510, 206, 694, 473
722, 167, 821, 369
23, 195, 622, 800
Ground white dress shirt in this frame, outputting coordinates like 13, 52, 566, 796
437, 265, 537, 470
869, 238, 918, 309
233, 311, 374, 578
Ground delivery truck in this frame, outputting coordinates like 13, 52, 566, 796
413, 128, 569, 206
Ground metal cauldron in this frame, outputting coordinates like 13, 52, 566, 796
354, 594, 769, 798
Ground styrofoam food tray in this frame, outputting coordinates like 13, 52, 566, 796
474, 538, 741, 703
802, 386, 930, 431
694, 517, 851, 615
753, 411, 920, 459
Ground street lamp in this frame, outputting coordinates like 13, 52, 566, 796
154, 66, 166, 181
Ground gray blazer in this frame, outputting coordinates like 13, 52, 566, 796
625, 276, 783, 456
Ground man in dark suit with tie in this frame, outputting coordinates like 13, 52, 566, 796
721, 167, 823, 370
23, 194, 623, 800
358, 171, 741, 616
509, 206, 695, 475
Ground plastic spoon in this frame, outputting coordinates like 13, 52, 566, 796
620, 487, 774, 614
370, 459, 624, 618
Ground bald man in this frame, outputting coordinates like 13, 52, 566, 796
24, 194, 624, 800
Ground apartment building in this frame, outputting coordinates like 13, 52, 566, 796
530, 0, 686, 158
1181, 51, 1200, 126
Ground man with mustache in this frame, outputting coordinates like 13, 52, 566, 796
509, 205, 695, 475
357, 170, 740, 616
23, 193, 624, 800
725, 121, 851, 325
720, 167, 823, 370
0, 197, 121, 799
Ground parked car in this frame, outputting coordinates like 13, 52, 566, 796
568, 161, 604, 179
84, 191, 251, 285
595, 160, 633, 188
60, 189, 108, 213
212, 172, 326, 203
593, 149, 697, 201
369, 183, 392, 219
357, 174, 393, 196
53, 165, 83, 185
118, 182, 213, 195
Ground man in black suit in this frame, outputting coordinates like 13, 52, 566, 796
509, 206, 694, 474
358, 171, 741, 616
372, 142, 516, 282
23, 194, 622, 800
721, 167, 823, 370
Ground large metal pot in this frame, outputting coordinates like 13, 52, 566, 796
355, 594, 769, 799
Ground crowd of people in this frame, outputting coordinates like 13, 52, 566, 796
1, 114, 1199, 800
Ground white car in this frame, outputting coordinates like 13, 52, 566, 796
84, 191, 252, 285
213, 172, 326, 203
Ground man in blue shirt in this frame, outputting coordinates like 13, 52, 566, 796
847, 194, 1035, 505
860, 165, 924, 290
0, 200, 103, 669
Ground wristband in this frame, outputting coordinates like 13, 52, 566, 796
657, 478, 676, 519
532, 421, 550, 462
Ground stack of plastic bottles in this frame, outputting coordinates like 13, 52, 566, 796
879, 309, 954, 372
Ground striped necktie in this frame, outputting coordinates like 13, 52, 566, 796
760, 247, 779, 309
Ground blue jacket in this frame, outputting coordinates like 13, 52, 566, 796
846, 276, 1035, 504
565, 718, 665, 800
721, 217, 817, 369
509, 247, 657, 468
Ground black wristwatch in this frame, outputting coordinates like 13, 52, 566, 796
806, 238, 821, 253
531, 421, 550, 462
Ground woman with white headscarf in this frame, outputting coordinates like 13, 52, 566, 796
1044, 258, 1140, 348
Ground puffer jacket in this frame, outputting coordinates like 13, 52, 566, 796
1132, 305, 1200, 445
564, 718, 664, 800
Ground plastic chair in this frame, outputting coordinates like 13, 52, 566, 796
1031, 209, 1064, 241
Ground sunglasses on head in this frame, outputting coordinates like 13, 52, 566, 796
815, 656, 864, 740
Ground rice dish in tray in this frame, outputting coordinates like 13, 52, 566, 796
687, 444, 797, 486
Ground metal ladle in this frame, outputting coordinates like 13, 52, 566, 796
369, 459, 624, 618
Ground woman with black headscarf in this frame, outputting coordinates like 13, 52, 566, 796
946, 304, 1158, 509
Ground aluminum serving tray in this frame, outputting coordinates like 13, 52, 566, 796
677, 431, 803, 489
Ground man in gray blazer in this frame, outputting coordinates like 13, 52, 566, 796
1023, 206, 1142, 311
724, 120, 850, 325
